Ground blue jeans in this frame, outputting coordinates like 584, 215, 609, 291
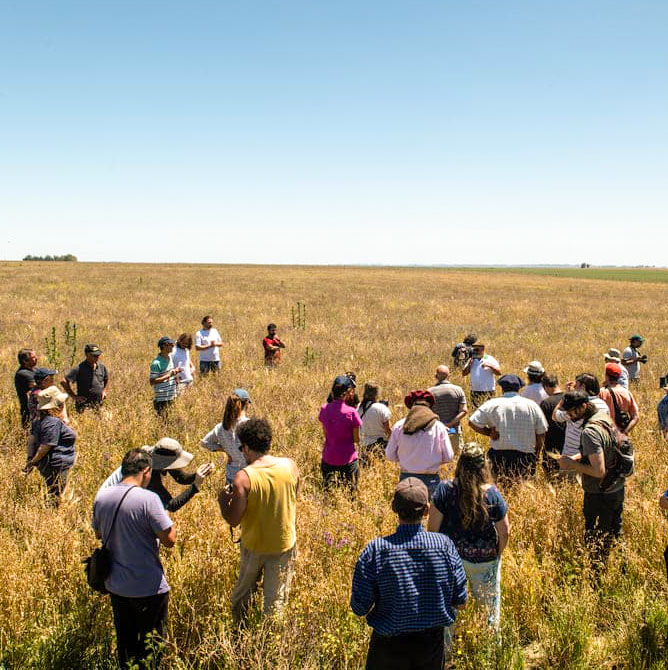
461, 558, 501, 630
199, 360, 221, 375
399, 472, 441, 499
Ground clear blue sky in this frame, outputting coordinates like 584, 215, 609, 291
1, 1, 666, 265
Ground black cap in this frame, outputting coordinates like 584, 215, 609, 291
84, 344, 103, 355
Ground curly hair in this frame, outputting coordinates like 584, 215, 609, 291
237, 418, 272, 453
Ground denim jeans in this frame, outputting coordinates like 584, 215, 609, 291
461, 558, 501, 630
399, 472, 441, 499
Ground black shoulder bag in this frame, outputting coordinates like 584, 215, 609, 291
84, 486, 136, 594
609, 388, 631, 431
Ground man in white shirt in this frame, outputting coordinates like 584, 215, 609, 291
469, 374, 548, 480
622, 334, 646, 384
462, 343, 501, 409
195, 315, 223, 375
520, 360, 549, 405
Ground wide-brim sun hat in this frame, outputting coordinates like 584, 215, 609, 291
523, 360, 545, 375
37, 385, 69, 410
146, 437, 193, 470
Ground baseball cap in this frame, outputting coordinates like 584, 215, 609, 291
498, 374, 524, 391
333, 375, 355, 390
84, 344, 103, 355
392, 478, 429, 516
233, 388, 251, 402
605, 362, 622, 379
158, 336, 175, 348
630, 333, 645, 343
523, 360, 545, 375
561, 390, 589, 410
33, 367, 57, 382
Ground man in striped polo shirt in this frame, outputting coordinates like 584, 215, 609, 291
150, 337, 179, 416
351, 478, 467, 669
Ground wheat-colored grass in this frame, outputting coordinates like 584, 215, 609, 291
1, 262, 667, 669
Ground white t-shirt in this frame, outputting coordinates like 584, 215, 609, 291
470, 355, 499, 392
196, 328, 222, 362
172, 347, 193, 382
200, 415, 249, 482
521, 383, 548, 405
357, 402, 392, 447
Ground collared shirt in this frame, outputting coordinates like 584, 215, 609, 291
622, 346, 641, 379
469, 355, 499, 392
66, 359, 108, 402
520, 383, 548, 405
554, 396, 609, 457
469, 392, 548, 454
14, 366, 35, 415
386, 418, 453, 473
428, 381, 467, 427
351, 524, 467, 635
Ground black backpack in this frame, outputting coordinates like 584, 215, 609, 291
583, 415, 634, 492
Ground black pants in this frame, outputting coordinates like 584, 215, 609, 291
366, 627, 445, 670
39, 464, 70, 503
110, 592, 169, 668
321, 459, 359, 492
488, 449, 536, 480
583, 488, 624, 564
153, 399, 174, 416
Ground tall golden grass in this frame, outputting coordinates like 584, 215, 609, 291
1, 261, 667, 669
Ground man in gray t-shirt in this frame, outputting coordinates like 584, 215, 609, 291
428, 365, 467, 452
92, 449, 176, 668
558, 392, 624, 566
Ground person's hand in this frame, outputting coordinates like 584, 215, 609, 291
565, 381, 576, 391
489, 427, 500, 441
218, 483, 233, 507
102, 390, 107, 400
23, 462, 34, 475
558, 455, 577, 471
194, 462, 215, 489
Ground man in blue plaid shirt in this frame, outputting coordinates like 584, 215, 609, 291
351, 478, 467, 669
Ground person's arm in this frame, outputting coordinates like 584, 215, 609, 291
427, 505, 444, 532
482, 357, 501, 375
382, 419, 391, 438
27, 443, 51, 467
102, 368, 109, 399
156, 526, 176, 548
350, 548, 377, 617
559, 450, 605, 478
446, 409, 467, 429
61, 377, 79, 400
150, 367, 178, 386
534, 432, 545, 458
275, 338, 286, 349
168, 468, 196, 485
201, 426, 223, 451
218, 469, 250, 527
495, 514, 510, 555
385, 425, 400, 462
469, 418, 499, 441
438, 423, 454, 464
624, 393, 640, 434
624, 413, 640, 434
352, 426, 360, 447
462, 359, 472, 377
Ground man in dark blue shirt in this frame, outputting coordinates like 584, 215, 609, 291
351, 477, 467, 670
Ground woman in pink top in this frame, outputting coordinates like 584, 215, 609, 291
318, 375, 362, 492
386, 390, 454, 498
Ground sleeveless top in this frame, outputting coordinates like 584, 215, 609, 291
240, 458, 297, 554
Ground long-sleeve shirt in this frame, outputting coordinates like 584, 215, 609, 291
351, 524, 467, 635
385, 419, 453, 473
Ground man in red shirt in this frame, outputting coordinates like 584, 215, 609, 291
263, 323, 285, 367
599, 363, 639, 434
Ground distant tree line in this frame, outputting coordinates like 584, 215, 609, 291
23, 254, 78, 262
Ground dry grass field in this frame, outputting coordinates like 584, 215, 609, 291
1, 261, 667, 669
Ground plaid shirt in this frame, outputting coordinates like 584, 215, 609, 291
351, 524, 467, 635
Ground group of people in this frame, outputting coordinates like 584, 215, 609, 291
10, 324, 668, 670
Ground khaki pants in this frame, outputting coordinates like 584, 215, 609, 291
231, 544, 296, 623
449, 433, 461, 453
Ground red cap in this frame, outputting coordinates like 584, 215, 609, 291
605, 362, 622, 379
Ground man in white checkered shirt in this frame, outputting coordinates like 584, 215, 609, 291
469, 374, 548, 480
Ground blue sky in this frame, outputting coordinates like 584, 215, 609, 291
1, 1, 666, 265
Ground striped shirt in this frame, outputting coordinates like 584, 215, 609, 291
351, 524, 467, 635
428, 381, 467, 427
554, 396, 609, 457
150, 354, 177, 402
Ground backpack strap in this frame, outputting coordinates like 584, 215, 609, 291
102, 485, 136, 549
